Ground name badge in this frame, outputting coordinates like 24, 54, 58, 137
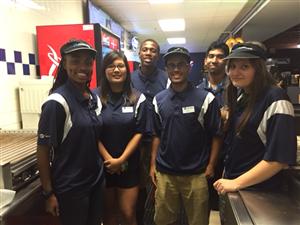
182, 106, 195, 114
122, 106, 134, 113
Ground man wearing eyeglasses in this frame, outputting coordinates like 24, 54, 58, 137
150, 47, 222, 225
197, 41, 229, 214
131, 39, 169, 225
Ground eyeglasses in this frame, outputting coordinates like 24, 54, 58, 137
106, 63, 126, 71
166, 62, 189, 71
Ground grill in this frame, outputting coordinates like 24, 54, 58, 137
0, 130, 38, 191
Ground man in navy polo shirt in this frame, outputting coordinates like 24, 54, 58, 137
131, 39, 169, 225
131, 39, 169, 101
150, 47, 222, 225
197, 41, 229, 212
198, 41, 229, 107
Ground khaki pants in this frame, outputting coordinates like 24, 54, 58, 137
154, 171, 209, 225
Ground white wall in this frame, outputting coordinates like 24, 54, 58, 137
0, 0, 85, 129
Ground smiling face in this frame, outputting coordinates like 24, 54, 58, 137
165, 54, 190, 86
139, 40, 159, 67
63, 50, 94, 88
105, 57, 127, 85
227, 58, 256, 92
205, 48, 226, 76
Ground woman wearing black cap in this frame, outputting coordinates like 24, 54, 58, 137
37, 39, 104, 225
213, 42, 297, 222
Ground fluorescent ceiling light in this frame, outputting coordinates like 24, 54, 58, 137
148, 0, 183, 4
17, 0, 45, 10
167, 37, 186, 44
159, 19, 185, 32
2, 0, 45, 10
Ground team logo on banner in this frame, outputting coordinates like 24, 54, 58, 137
47, 45, 61, 77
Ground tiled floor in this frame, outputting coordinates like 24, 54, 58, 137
209, 210, 221, 225
144, 210, 220, 225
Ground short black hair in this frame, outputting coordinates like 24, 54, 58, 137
206, 41, 229, 57
139, 39, 160, 54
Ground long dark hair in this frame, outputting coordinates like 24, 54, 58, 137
226, 58, 276, 135
48, 55, 93, 94
49, 60, 68, 94
100, 51, 136, 105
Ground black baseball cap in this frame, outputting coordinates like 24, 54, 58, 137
163, 47, 191, 62
224, 43, 267, 60
60, 39, 97, 57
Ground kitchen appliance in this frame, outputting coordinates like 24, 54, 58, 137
0, 130, 38, 191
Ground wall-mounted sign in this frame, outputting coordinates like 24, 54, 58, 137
131, 36, 139, 52
275, 58, 290, 65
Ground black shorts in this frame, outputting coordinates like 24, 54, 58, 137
105, 169, 139, 188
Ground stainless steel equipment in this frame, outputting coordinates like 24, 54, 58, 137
224, 168, 300, 225
0, 130, 38, 190
0, 130, 61, 225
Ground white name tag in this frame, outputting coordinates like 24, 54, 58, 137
122, 106, 134, 113
182, 106, 195, 114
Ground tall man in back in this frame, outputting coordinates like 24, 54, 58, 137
197, 41, 229, 212
131, 39, 169, 225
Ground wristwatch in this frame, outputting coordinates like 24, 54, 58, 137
42, 189, 54, 199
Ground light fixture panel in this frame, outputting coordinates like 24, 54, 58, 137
167, 37, 186, 44
148, 0, 183, 4
158, 19, 185, 32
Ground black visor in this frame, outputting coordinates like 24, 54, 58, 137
224, 43, 267, 60
60, 39, 97, 57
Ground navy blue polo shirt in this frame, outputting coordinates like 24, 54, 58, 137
197, 77, 227, 107
37, 80, 104, 195
99, 90, 147, 171
131, 67, 169, 100
153, 83, 222, 175
131, 67, 169, 137
224, 86, 297, 190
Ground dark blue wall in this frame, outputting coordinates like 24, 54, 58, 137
158, 52, 206, 86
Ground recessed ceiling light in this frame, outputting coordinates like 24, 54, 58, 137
167, 37, 186, 44
148, 0, 183, 4
12, 0, 45, 10
158, 19, 185, 32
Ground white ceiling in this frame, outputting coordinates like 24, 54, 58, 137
91, 0, 300, 53
240, 0, 300, 42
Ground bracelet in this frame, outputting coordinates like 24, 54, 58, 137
42, 190, 54, 199
121, 161, 129, 172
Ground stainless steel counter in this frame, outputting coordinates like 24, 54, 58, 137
0, 179, 42, 225
226, 188, 300, 225
225, 192, 253, 225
